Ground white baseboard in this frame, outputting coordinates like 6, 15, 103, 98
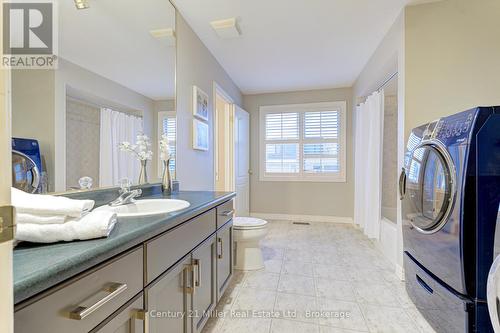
395, 264, 405, 281
250, 212, 353, 224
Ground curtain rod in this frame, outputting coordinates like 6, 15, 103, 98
357, 71, 398, 106
375, 71, 398, 92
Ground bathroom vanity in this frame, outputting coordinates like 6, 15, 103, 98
13, 187, 235, 333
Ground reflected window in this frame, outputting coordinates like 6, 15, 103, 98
158, 111, 176, 179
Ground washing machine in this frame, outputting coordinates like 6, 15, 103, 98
400, 106, 500, 332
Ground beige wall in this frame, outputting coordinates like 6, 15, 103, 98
12, 70, 56, 190
175, 13, 242, 191
243, 87, 354, 218
405, 0, 500, 137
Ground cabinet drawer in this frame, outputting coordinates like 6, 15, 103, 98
146, 209, 216, 284
216, 200, 234, 228
91, 294, 144, 333
15, 247, 143, 333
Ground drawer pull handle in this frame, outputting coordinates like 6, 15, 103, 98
416, 275, 433, 294
220, 210, 234, 217
218, 238, 223, 259
184, 265, 194, 295
68, 282, 127, 320
193, 259, 201, 287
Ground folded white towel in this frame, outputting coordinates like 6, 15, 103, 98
15, 211, 117, 243
16, 213, 68, 225
11, 187, 95, 218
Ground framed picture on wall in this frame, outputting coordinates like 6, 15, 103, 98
192, 85, 209, 121
193, 118, 209, 151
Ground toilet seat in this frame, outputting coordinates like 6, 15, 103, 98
233, 217, 268, 230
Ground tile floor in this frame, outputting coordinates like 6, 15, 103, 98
202, 221, 436, 333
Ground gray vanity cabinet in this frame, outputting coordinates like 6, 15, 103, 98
14, 198, 236, 333
146, 255, 193, 333
191, 235, 217, 333
216, 221, 233, 300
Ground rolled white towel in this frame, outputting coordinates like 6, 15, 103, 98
15, 211, 117, 243
16, 213, 68, 225
12, 187, 95, 218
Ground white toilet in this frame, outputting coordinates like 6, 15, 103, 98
233, 217, 268, 270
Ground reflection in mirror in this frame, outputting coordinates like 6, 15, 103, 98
11, 0, 176, 193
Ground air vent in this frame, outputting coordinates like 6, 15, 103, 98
292, 222, 310, 225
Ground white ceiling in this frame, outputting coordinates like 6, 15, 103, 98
59, 0, 176, 100
174, 0, 414, 94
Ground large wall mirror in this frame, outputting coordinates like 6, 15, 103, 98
11, 0, 176, 193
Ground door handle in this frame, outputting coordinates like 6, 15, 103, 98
218, 237, 223, 259
184, 265, 194, 295
193, 259, 201, 287
399, 168, 407, 200
68, 282, 127, 320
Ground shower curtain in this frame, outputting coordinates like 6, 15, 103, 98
354, 90, 385, 239
99, 108, 143, 187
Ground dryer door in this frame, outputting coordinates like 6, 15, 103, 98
406, 141, 456, 234
487, 254, 500, 333
12, 150, 40, 193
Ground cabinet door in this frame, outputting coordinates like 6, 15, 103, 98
92, 295, 145, 333
191, 235, 217, 333
216, 221, 233, 301
146, 255, 193, 333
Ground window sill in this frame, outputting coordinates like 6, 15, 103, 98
259, 175, 346, 183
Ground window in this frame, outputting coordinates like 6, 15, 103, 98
158, 111, 176, 179
259, 101, 346, 182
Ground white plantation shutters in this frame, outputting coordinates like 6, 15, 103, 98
260, 102, 346, 182
162, 116, 177, 176
158, 111, 176, 178
303, 110, 340, 173
264, 112, 299, 173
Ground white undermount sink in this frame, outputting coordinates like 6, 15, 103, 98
94, 199, 190, 217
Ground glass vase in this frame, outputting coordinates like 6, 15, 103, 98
138, 159, 148, 185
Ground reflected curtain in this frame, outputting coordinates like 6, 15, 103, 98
354, 90, 385, 239
99, 108, 143, 187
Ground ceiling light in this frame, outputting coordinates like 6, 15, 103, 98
210, 18, 241, 39
74, 0, 89, 10
149, 28, 176, 47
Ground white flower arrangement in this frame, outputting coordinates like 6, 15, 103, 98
159, 134, 171, 161
119, 133, 153, 161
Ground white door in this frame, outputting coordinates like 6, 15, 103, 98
234, 105, 250, 217
0, 47, 14, 332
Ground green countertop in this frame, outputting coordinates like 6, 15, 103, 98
13, 190, 235, 305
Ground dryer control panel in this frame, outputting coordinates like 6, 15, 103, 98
433, 109, 477, 145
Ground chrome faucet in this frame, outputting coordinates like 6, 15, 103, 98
109, 178, 142, 207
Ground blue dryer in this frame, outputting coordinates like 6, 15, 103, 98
11, 137, 43, 193
401, 107, 500, 332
